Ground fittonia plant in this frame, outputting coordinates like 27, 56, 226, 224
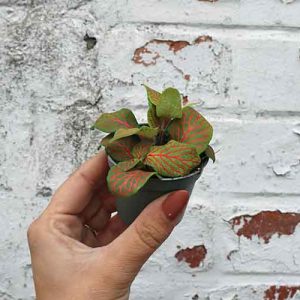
92, 85, 215, 197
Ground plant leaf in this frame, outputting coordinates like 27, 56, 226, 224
107, 166, 156, 197
132, 140, 153, 160
205, 145, 215, 162
100, 133, 113, 147
93, 108, 138, 133
138, 126, 158, 140
105, 136, 139, 162
110, 128, 140, 143
144, 140, 200, 177
143, 85, 161, 106
156, 88, 182, 119
168, 106, 213, 155
117, 159, 141, 171
110, 126, 158, 143
147, 102, 161, 128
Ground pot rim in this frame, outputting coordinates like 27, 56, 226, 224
107, 155, 208, 182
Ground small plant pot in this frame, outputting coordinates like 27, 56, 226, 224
108, 156, 209, 225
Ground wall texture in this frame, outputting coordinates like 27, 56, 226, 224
1, 0, 300, 299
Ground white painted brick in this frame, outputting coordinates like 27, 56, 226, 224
98, 25, 300, 113
125, 0, 300, 28
1, 0, 300, 299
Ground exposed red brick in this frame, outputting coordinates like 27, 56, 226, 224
153, 40, 190, 53
184, 74, 191, 81
132, 36, 213, 67
264, 286, 300, 300
175, 245, 207, 268
132, 46, 160, 66
194, 35, 213, 44
229, 211, 300, 243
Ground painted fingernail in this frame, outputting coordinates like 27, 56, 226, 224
162, 190, 190, 221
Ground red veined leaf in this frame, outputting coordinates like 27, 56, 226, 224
205, 145, 215, 162
143, 84, 161, 106
100, 133, 113, 147
144, 140, 201, 177
147, 102, 161, 128
156, 87, 182, 119
105, 136, 139, 162
168, 106, 213, 155
117, 159, 141, 171
107, 166, 156, 197
93, 108, 138, 133
132, 140, 153, 160
110, 128, 140, 143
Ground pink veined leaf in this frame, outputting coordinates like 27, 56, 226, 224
132, 140, 153, 160
107, 166, 156, 197
93, 108, 138, 133
143, 84, 161, 106
168, 106, 213, 155
105, 135, 139, 162
110, 128, 140, 143
144, 140, 201, 177
117, 159, 141, 171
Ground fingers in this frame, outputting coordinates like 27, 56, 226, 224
48, 151, 109, 215
107, 190, 189, 278
80, 184, 116, 223
96, 215, 128, 246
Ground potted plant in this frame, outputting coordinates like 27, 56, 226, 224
92, 85, 215, 224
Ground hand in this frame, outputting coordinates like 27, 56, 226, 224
27, 151, 190, 300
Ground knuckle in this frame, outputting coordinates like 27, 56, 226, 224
134, 221, 166, 251
27, 219, 40, 242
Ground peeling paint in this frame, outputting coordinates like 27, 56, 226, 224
229, 211, 300, 243
264, 286, 300, 300
175, 245, 207, 268
293, 124, 300, 136
132, 36, 213, 67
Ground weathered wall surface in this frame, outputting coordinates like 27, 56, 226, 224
0, 0, 300, 299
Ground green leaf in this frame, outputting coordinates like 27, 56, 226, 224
107, 166, 156, 197
110, 128, 140, 143
143, 84, 161, 106
93, 108, 138, 133
205, 145, 215, 162
138, 126, 158, 140
105, 136, 139, 162
110, 126, 158, 143
144, 140, 201, 177
147, 102, 161, 128
156, 88, 182, 119
132, 140, 153, 160
117, 159, 141, 171
168, 106, 213, 155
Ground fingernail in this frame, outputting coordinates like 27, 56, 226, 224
162, 190, 190, 221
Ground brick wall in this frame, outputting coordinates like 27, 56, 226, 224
0, 0, 300, 299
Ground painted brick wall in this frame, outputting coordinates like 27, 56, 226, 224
0, 1, 300, 299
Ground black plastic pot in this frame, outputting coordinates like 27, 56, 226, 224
108, 156, 209, 225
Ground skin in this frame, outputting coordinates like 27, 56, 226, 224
27, 151, 189, 300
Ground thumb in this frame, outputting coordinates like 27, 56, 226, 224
108, 190, 189, 279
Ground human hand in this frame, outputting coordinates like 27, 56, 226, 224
27, 151, 189, 300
